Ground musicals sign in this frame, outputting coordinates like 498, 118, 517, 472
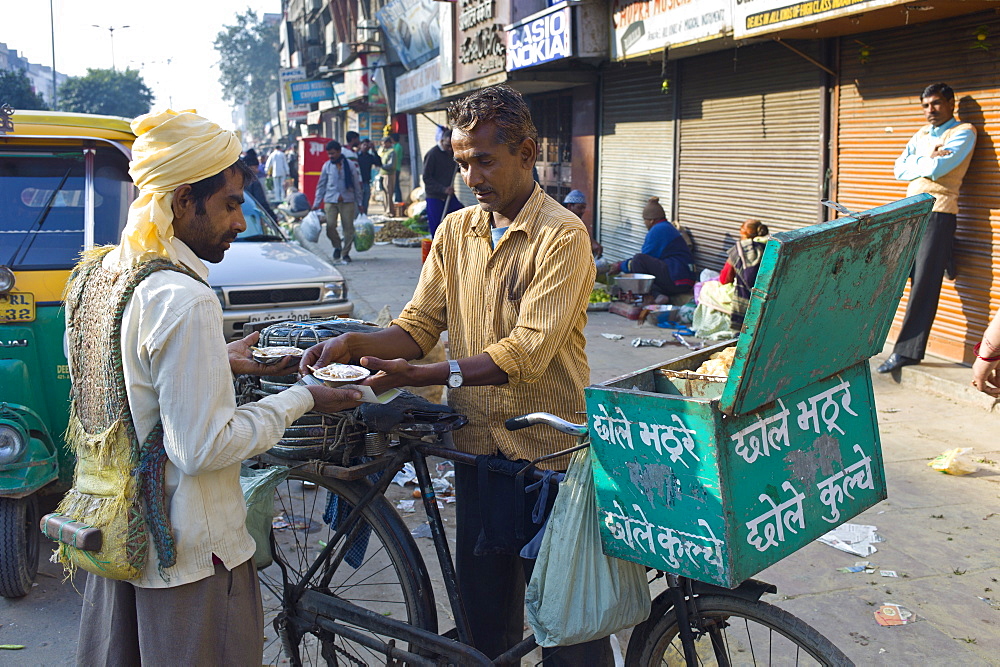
454, 0, 508, 83
506, 4, 572, 71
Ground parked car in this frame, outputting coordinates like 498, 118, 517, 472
212, 191, 354, 341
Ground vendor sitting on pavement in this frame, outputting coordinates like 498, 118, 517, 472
608, 196, 695, 302
277, 178, 310, 220
563, 189, 603, 257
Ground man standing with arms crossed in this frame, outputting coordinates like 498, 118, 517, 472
879, 83, 977, 372
302, 85, 612, 664
313, 139, 363, 263
66, 110, 361, 665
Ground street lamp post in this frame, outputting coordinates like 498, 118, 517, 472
92, 24, 130, 71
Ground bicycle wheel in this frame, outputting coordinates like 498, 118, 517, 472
626, 594, 852, 667
259, 469, 437, 666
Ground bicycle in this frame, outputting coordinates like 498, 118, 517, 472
253, 408, 853, 666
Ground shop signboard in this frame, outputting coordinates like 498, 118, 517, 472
396, 56, 441, 113
506, 3, 572, 71
453, 0, 510, 85
280, 67, 310, 121
376, 0, 441, 71
733, 0, 908, 39
290, 80, 335, 106
611, 0, 729, 61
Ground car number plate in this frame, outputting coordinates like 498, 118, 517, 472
0, 292, 35, 324
248, 309, 311, 324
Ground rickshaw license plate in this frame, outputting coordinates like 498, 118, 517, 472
0, 292, 35, 323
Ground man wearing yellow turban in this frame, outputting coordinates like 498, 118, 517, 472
66, 110, 362, 665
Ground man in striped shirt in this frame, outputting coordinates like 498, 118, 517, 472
301, 85, 610, 664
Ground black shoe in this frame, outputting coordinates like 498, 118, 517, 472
332, 247, 341, 260
341, 254, 352, 264
877, 353, 919, 373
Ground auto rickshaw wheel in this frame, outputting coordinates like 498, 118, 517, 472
0, 495, 40, 598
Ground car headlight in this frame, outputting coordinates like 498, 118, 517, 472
0, 422, 27, 465
321, 281, 347, 302
212, 287, 227, 308
0, 266, 15, 295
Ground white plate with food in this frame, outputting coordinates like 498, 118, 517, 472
309, 363, 371, 386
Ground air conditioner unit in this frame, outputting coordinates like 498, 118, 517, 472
336, 42, 352, 65
357, 22, 380, 45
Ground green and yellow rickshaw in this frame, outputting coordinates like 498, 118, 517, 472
0, 105, 136, 597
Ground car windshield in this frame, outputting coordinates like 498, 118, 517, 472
0, 146, 132, 270
238, 190, 286, 241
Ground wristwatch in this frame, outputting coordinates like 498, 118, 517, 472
447, 359, 464, 388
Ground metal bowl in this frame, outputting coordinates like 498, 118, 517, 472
614, 273, 655, 294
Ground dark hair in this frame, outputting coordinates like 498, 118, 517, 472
325, 140, 342, 151
743, 218, 769, 238
346, 131, 359, 143
189, 160, 256, 215
448, 84, 538, 155
390, 133, 400, 142
922, 83, 954, 102
360, 136, 370, 143
242, 148, 259, 168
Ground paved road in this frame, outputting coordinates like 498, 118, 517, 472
3, 237, 997, 665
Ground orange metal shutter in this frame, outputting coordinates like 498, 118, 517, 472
834, 11, 1000, 362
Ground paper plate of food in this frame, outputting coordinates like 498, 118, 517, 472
309, 363, 371, 387
251, 346, 305, 365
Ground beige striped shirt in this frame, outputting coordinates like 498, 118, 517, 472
393, 184, 594, 469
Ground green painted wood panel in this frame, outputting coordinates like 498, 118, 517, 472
719, 194, 933, 416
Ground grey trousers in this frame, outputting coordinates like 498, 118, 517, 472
893, 211, 957, 360
324, 201, 357, 256
76, 559, 263, 666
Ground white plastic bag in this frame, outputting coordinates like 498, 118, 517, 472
300, 210, 321, 243
525, 447, 650, 647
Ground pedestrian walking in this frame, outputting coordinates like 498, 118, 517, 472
378, 135, 398, 215
356, 137, 382, 215
879, 83, 978, 373
265, 145, 289, 203
314, 139, 363, 263
422, 125, 463, 237
61, 110, 360, 666
300, 84, 611, 665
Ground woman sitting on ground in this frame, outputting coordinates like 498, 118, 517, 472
719, 218, 770, 329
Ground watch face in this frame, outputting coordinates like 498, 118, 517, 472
448, 373, 462, 388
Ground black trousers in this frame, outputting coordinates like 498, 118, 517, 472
626, 253, 691, 296
454, 461, 614, 666
893, 211, 956, 360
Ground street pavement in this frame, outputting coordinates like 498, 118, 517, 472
2, 222, 997, 665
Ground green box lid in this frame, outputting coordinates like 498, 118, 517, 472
719, 194, 934, 416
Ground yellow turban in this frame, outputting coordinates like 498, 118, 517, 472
117, 110, 243, 265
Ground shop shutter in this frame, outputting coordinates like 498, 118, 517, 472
835, 11, 1000, 361
676, 42, 826, 270
597, 62, 675, 263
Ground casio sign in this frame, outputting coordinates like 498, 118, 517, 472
507, 6, 571, 71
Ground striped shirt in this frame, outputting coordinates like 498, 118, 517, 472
393, 183, 595, 469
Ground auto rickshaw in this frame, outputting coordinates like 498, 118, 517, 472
0, 105, 136, 597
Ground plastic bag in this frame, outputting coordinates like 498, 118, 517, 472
928, 447, 979, 476
354, 213, 375, 252
240, 465, 289, 568
300, 210, 321, 243
525, 447, 650, 647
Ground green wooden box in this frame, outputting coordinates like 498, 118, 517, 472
586, 195, 934, 588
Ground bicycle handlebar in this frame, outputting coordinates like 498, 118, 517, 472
504, 412, 588, 437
